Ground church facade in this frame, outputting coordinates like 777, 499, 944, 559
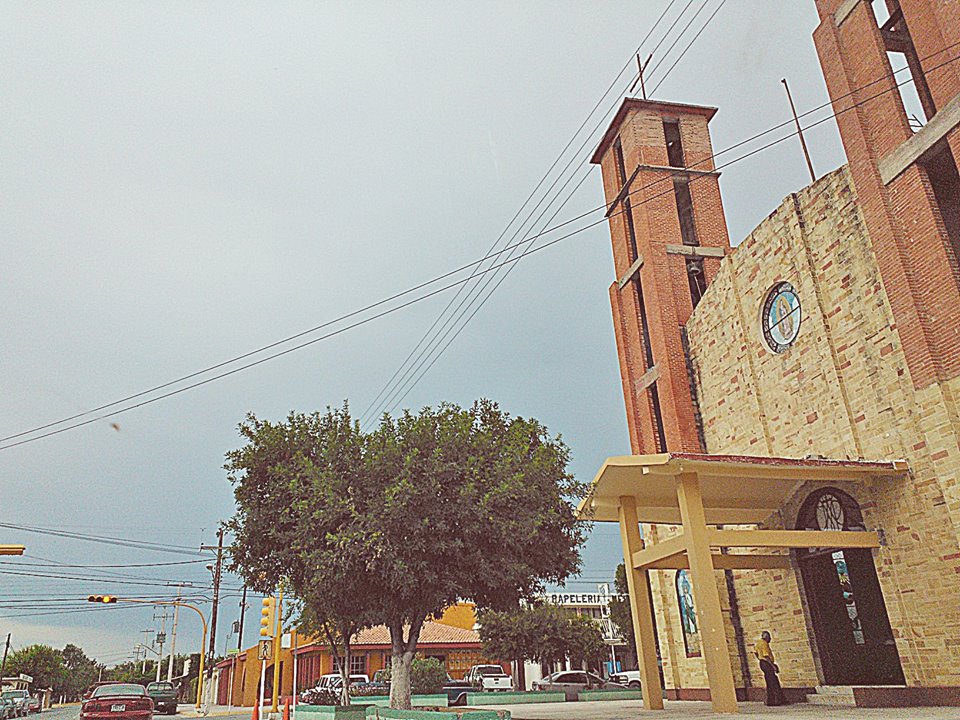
588, 0, 960, 708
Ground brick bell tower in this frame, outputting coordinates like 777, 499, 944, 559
591, 99, 731, 455
813, 0, 960, 390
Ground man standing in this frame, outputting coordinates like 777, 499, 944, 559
755, 631, 785, 706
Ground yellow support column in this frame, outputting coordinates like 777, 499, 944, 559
676, 473, 738, 714
618, 495, 664, 710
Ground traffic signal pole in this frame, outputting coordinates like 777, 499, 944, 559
271, 588, 283, 714
88, 596, 208, 713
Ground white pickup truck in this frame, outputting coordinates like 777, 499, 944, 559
464, 664, 513, 692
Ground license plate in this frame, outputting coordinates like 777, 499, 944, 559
110, 705, 125, 712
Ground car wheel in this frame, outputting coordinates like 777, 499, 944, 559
629, 681, 640, 689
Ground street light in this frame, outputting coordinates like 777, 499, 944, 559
87, 595, 209, 714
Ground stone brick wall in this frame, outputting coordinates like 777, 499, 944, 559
680, 164, 960, 688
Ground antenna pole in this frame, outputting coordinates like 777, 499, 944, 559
781, 77, 816, 183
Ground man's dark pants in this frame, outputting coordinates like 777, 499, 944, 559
760, 659, 785, 706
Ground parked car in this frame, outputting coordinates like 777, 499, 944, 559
609, 669, 641, 689
24, 697, 40, 715
0, 696, 16, 720
145, 682, 177, 715
1, 690, 29, 717
464, 665, 512, 692
531, 670, 616, 700
329, 674, 369, 689
80, 684, 154, 720
441, 676, 473, 706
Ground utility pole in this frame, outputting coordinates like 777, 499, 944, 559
155, 609, 168, 683
0, 633, 11, 680
231, 586, 247, 708
167, 585, 182, 682
201, 528, 225, 708
140, 630, 153, 674
781, 77, 817, 183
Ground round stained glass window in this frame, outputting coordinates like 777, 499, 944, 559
761, 282, 802, 353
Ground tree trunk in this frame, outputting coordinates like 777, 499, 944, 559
387, 617, 425, 710
514, 658, 525, 691
340, 642, 351, 706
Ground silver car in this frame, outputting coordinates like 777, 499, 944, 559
532, 670, 617, 700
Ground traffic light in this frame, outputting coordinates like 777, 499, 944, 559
260, 596, 276, 638
87, 595, 118, 603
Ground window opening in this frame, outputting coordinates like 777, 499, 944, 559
674, 179, 700, 247
676, 570, 702, 657
686, 258, 706, 309
614, 137, 640, 262
873, 0, 935, 127
614, 138, 627, 185
633, 277, 668, 452
663, 120, 685, 168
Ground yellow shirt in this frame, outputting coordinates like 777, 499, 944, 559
755, 638, 775, 663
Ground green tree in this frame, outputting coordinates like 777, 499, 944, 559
61, 644, 99, 700
6, 645, 66, 693
226, 400, 586, 709
608, 563, 637, 668
564, 613, 607, 671
480, 603, 605, 680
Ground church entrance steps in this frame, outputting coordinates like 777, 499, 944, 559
805, 686, 856, 706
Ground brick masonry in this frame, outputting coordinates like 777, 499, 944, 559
682, 165, 960, 690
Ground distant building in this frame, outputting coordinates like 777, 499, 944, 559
214, 603, 504, 706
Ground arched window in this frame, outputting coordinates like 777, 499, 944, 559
796, 488, 868, 645
676, 570, 701, 657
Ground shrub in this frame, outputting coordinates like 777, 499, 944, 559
410, 657, 447, 695
300, 687, 341, 706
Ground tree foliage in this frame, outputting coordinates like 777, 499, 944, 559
60, 644, 99, 701
5, 645, 66, 694
479, 603, 607, 671
226, 400, 586, 709
608, 563, 637, 667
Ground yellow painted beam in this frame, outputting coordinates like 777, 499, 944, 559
618, 496, 664, 711
631, 533, 687, 569
0, 545, 25, 556
645, 553, 792, 571
676, 474, 738, 713
707, 529, 879, 550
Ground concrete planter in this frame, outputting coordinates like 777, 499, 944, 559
577, 689, 643, 702
295, 705, 370, 719
356, 695, 447, 708
463, 692, 564, 705
364, 708, 508, 720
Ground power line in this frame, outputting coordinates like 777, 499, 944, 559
650, 0, 727, 96
361, 0, 717, 423
358, 0, 683, 426
1, 47, 957, 451
368, 0, 729, 417
0, 522, 206, 556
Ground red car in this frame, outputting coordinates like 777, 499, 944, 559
81, 684, 153, 720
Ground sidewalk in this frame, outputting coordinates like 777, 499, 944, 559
482, 698, 960, 719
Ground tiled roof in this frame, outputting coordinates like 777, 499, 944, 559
352, 621, 480, 646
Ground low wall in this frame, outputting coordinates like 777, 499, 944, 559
577, 689, 643, 702
364, 708, 509, 720
295, 706, 368, 720
464, 692, 564, 705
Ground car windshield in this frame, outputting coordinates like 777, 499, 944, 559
147, 683, 173, 691
2, 692, 27, 699
92, 684, 146, 698
476, 667, 502, 676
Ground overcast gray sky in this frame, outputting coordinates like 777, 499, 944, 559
0, 0, 848, 663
